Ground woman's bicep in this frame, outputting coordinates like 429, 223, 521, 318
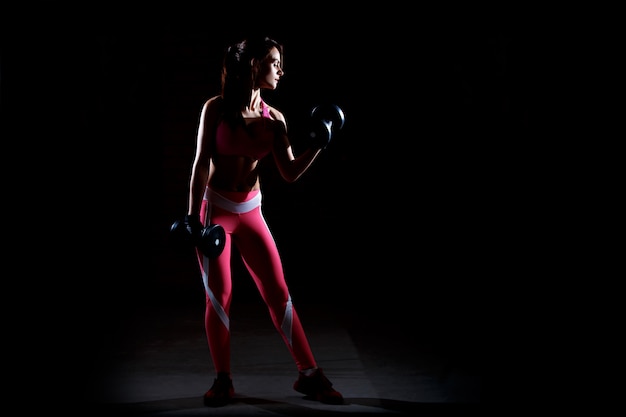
272, 120, 294, 160
272, 122, 302, 182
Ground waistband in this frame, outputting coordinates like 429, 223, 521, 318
203, 187, 262, 214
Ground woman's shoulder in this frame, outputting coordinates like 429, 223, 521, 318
204, 95, 224, 109
200, 95, 225, 118
264, 102, 285, 123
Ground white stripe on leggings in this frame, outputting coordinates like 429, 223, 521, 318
203, 187, 262, 213
202, 255, 229, 330
281, 295, 293, 346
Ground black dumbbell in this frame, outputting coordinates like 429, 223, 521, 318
170, 217, 225, 259
198, 223, 226, 259
309, 104, 345, 149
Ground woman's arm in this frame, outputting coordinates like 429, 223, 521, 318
188, 96, 221, 215
270, 108, 324, 183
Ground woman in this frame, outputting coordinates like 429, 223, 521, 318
183, 35, 343, 407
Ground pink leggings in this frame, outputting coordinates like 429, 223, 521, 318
196, 187, 317, 374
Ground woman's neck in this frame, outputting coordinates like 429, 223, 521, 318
246, 90, 262, 113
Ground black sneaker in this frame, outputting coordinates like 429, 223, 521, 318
293, 368, 344, 404
203, 373, 234, 407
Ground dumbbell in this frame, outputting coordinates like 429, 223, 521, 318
309, 104, 345, 149
170, 217, 226, 259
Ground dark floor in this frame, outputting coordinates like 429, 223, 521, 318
63, 285, 481, 417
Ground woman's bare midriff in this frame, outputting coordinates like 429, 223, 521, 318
209, 154, 261, 192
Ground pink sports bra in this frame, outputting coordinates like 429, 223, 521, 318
215, 100, 275, 160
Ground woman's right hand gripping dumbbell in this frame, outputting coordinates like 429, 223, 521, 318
170, 214, 225, 259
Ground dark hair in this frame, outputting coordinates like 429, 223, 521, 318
220, 36, 283, 127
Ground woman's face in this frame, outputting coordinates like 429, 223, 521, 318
256, 47, 283, 90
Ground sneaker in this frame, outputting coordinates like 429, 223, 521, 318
293, 368, 344, 404
203, 373, 234, 407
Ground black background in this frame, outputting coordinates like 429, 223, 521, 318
2, 4, 538, 403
